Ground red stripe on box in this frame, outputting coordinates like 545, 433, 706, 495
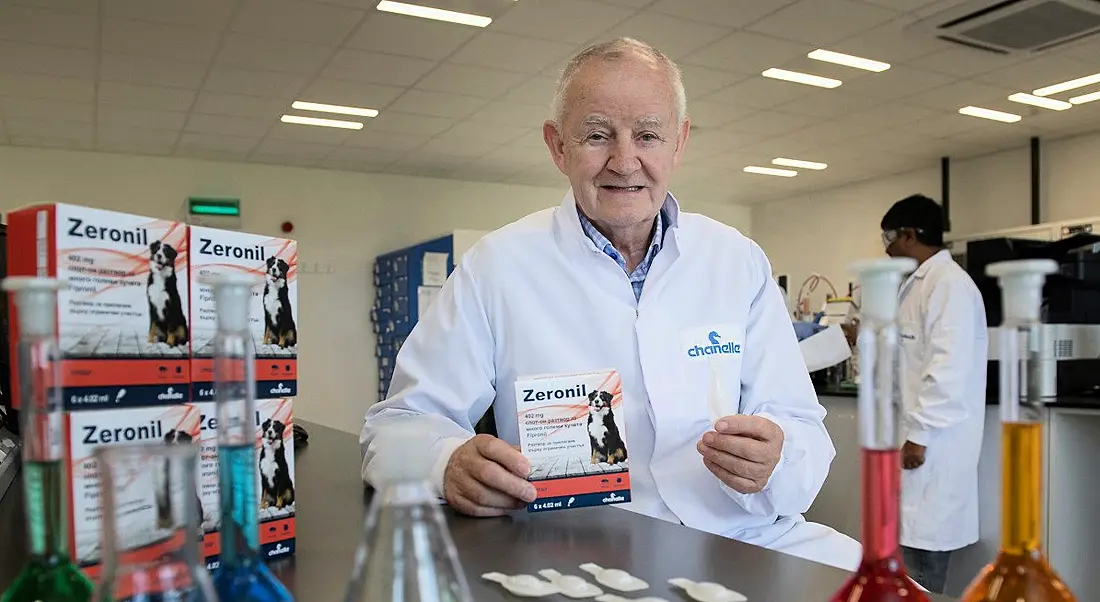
533, 473, 631, 498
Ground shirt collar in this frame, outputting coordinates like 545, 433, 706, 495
576, 192, 678, 254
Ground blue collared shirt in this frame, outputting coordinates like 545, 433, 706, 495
578, 196, 674, 302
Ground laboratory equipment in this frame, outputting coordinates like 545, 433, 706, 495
204, 274, 294, 602
828, 257, 927, 602
0, 277, 94, 602
93, 444, 216, 602
343, 419, 473, 602
960, 259, 1077, 602
578, 564, 648, 592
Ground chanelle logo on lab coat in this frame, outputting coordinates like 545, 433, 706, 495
686, 330, 743, 358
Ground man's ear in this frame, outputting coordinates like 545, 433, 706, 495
672, 116, 691, 170
543, 121, 568, 176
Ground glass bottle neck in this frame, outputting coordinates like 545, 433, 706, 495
860, 449, 901, 561
22, 459, 69, 560
1001, 421, 1043, 555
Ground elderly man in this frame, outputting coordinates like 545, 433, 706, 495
361, 37, 859, 570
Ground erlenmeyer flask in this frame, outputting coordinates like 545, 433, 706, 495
344, 419, 474, 602
93, 444, 217, 602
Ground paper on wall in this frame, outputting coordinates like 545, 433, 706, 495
421, 252, 449, 286
799, 324, 852, 372
417, 285, 442, 320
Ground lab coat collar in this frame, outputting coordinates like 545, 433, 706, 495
911, 248, 953, 280
557, 188, 684, 256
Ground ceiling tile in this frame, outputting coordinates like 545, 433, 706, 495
97, 82, 196, 111
649, 0, 799, 29
0, 41, 95, 78
9, 134, 93, 150
448, 32, 576, 74
596, 12, 731, 59
298, 79, 405, 109
1060, 34, 1100, 62
684, 128, 767, 155
834, 103, 939, 128
479, 141, 550, 170
97, 126, 179, 155
724, 111, 816, 135
0, 5, 96, 48
4, 117, 93, 139
386, 150, 475, 179
177, 132, 260, 154
437, 120, 529, 145
904, 47, 1022, 78
192, 92, 288, 119
0, 97, 92, 122
250, 154, 322, 168
746, 0, 900, 45
104, 0, 236, 29
323, 157, 389, 173
252, 137, 338, 159
103, 19, 222, 62
98, 105, 188, 130
507, 162, 567, 188
859, 0, 942, 11
500, 77, 557, 106
896, 114, 986, 138
362, 111, 456, 136
230, 0, 364, 44
267, 122, 355, 144
203, 67, 309, 99
176, 146, 251, 162
387, 90, 484, 119
511, 128, 549, 148
4, 0, 99, 13
345, 12, 477, 60
417, 136, 501, 158
679, 64, 751, 97
828, 22, 951, 64
100, 53, 209, 89
0, 73, 93, 102
415, 64, 528, 100
831, 65, 955, 101
686, 100, 756, 128
682, 32, 808, 74
978, 56, 1096, 92
597, 0, 652, 6
904, 80, 1011, 111
342, 129, 430, 151
216, 34, 335, 76
789, 119, 878, 143
326, 145, 406, 165
702, 77, 814, 109
491, 0, 634, 44
458, 161, 534, 183
322, 50, 438, 86
185, 113, 275, 137
772, 89, 880, 119
468, 101, 551, 128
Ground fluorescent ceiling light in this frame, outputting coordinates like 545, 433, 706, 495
762, 68, 842, 89
772, 157, 827, 170
1033, 72, 1100, 97
280, 115, 364, 130
958, 106, 1021, 123
292, 100, 379, 117
807, 49, 890, 72
376, 0, 492, 27
744, 166, 798, 177
1070, 90, 1100, 104
1007, 93, 1072, 111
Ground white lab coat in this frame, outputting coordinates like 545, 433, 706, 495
360, 191, 861, 571
897, 250, 988, 551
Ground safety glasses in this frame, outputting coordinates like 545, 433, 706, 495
881, 227, 924, 249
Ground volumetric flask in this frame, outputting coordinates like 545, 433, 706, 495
93, 444, 217, 602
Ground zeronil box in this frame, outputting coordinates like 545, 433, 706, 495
515, 368, 632, 512
188, 226, 298, 402
5, 203, 191, 410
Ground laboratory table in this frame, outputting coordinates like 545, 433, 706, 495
0, 421, 956, 601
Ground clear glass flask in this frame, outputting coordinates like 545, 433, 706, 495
93, 445, 217, 602
344, 419, 474, 602
829, 258, 928, 602
0, 277, 94, 602
203, 274, 294, 602
960, 259, 1076, 602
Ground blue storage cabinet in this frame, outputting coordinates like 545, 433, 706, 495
370, 234, 457, 402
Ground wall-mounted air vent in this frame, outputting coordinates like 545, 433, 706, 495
911, 0, 1100, 55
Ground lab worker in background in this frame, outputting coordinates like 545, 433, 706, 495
360, 37, 861, 571
881, 194, 988, 594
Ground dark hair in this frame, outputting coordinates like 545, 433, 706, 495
880, 194, 945, 247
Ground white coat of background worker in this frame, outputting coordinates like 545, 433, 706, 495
360, 37, 860, 571
880, 194, 988, 594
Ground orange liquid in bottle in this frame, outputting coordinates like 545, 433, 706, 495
960, 422, 1075, 602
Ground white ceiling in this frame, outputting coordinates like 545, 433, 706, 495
1, 0, 1099, 204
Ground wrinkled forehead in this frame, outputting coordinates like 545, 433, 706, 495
562, 56, 677, 126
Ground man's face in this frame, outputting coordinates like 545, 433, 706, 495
543, 54, 690, 232
882, 228, 913, 258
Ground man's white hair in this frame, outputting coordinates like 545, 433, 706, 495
549, 37, 687, 127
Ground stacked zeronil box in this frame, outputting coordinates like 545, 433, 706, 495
4, 203, 195, 577
188, 226, 298, 567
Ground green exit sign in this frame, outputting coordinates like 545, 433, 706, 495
189, 197, 240, 217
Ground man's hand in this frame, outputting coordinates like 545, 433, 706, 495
697, 415, 784, 494
902, 440, 926, 470
443, 434, 538, 517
